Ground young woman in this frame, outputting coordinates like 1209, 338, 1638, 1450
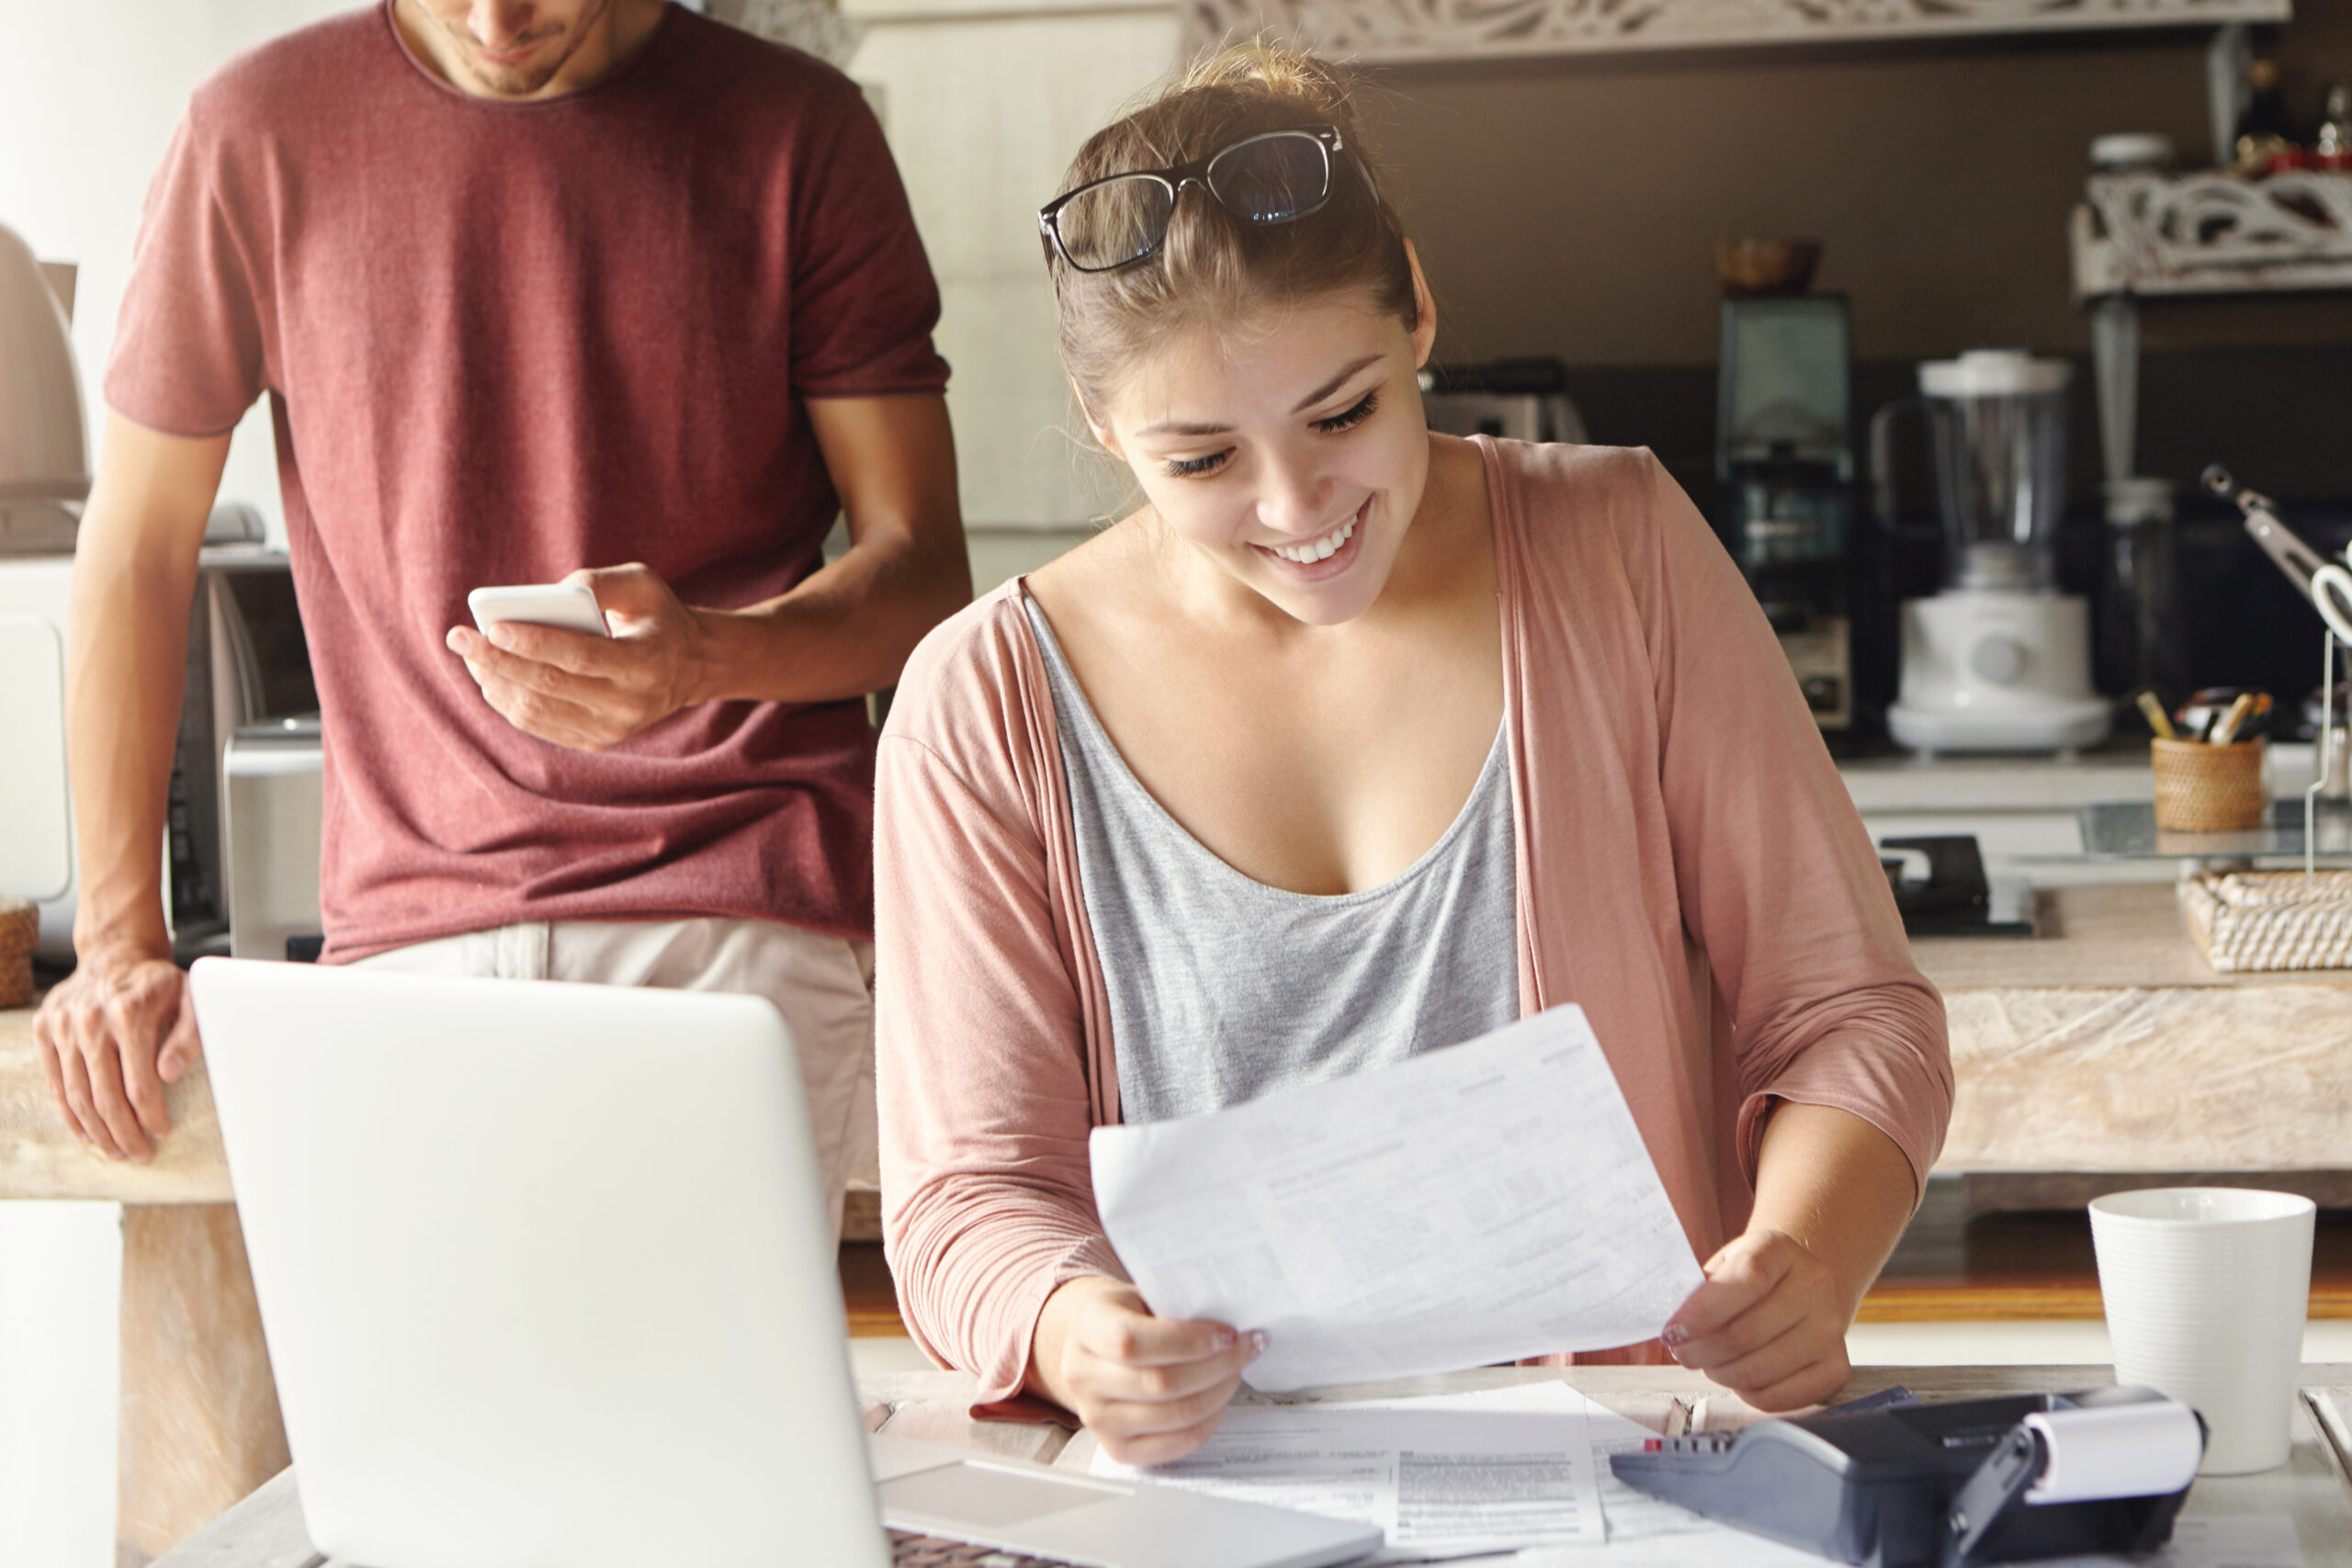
876, 48, 1951, 1464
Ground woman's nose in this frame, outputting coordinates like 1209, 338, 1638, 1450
1255, 456, 1329, 536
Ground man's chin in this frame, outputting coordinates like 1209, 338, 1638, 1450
458, 54, 567, 96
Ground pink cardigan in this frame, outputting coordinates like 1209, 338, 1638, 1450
876, 439, 1952, 1411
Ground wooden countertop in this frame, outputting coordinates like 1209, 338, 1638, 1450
1912, 881, 2352, 991
0, 998, 232, 1202
4, 881, 2345, 1203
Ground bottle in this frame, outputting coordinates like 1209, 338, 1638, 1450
2233, 60, 2300, 176
2318, 84, 2352, 171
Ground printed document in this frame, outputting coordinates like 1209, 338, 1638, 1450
1089, 1005, 1705, 1392
1091, 1382, 1603, 1561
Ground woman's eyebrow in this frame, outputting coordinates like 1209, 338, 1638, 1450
1136, 418, 1234, 438
1290, 355, 1384, 414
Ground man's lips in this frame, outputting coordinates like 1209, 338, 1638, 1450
474, 41, 548, 63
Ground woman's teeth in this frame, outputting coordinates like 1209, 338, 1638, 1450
1268, 515, 1356, 564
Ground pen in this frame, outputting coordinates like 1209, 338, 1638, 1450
2136, 691, 2177, 740
2211, 692, 2257, 746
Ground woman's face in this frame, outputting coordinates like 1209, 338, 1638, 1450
1090, 273, 1439, 627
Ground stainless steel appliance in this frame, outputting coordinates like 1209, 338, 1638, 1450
172, 536, 316, 953
225, 716, 323, 962
1, 218, 315, 959
1872, 350, 2109, 755
0, 538, 314, 961
1716, 295, 1855, 731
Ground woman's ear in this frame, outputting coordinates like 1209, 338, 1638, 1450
1405, 240, 1438, 370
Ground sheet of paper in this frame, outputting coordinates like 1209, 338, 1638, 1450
1091, 1387, 1603, 1561
1089, 1005, 1705, 1393
1338, 1380, 1725, 1547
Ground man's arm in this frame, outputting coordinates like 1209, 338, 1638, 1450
33, 413, 232, 1162
445, 393, 967, 749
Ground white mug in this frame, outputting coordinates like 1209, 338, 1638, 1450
2088, 1188, 2315, 1474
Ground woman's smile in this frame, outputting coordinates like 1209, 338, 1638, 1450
1255, 497, 1368, 574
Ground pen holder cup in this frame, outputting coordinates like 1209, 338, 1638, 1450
2152, 737, 2268, 831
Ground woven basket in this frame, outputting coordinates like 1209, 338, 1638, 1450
2180, 869, 2352, 973
0, 897, 35, 1010
2151, 737, 2267, 830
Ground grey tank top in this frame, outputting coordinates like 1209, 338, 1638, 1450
1023, 595, 1520, 1124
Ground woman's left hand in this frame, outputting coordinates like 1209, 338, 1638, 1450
1659, 1227, 1853, 1412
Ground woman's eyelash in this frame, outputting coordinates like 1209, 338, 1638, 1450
1317, 391, 1379, 433
1158, 391, 1381, 478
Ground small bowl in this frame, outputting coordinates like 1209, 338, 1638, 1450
1715, 237, 1822, 298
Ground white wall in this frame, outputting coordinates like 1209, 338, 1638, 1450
0, 0, 357, 549
843, 0, 1179, 528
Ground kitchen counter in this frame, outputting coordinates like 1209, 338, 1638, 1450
1840, 741, 2324, 813
1841, 742, 2333, 886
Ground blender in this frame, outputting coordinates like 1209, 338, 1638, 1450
1873, 349, 2110, 755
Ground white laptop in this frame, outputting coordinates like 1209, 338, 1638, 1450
190, 958, 1377, 1568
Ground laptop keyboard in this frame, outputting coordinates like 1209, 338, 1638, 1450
888, 1528, 1078, 1566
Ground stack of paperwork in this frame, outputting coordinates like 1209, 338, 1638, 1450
1095, 1383, 2308, 1567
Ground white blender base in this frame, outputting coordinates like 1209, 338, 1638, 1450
1888, 697, 2111, 754
1891, 590, 2113, 754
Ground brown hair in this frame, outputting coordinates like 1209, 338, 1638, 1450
1048, 44, 1419, 420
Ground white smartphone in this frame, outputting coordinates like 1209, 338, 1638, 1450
467, 583, 610, 639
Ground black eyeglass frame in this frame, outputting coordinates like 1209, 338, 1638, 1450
1037, 127, 1347, 275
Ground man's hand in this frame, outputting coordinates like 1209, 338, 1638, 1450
32, 946, 200, 1163
445, 564, 711, 751
1660, 1227, 1852, 1412
1029, 1277, 1264, 1465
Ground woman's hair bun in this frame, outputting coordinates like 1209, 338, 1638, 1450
1174, 41, 1355, 126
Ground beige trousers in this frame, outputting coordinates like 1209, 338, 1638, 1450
352, 918, 876, 1246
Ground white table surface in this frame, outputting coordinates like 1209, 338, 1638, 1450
153, 1364, 2352, 1567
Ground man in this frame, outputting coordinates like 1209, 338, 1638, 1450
34, 0, 968, 1236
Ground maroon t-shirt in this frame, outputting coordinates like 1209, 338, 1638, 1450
107, 4, 949, 959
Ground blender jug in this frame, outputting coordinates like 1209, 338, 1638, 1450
1923, 352, 2069, 592
1874, 350, 2109, 754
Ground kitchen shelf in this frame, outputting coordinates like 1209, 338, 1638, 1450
2076, 797, 2352, 860
2073, 170, 2352, 299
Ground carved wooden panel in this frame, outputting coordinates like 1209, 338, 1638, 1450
1186, 0, 2290, 64
2074, 170, 2352, 298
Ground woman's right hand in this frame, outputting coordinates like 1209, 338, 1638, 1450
1028, 1276, 1264, 1464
